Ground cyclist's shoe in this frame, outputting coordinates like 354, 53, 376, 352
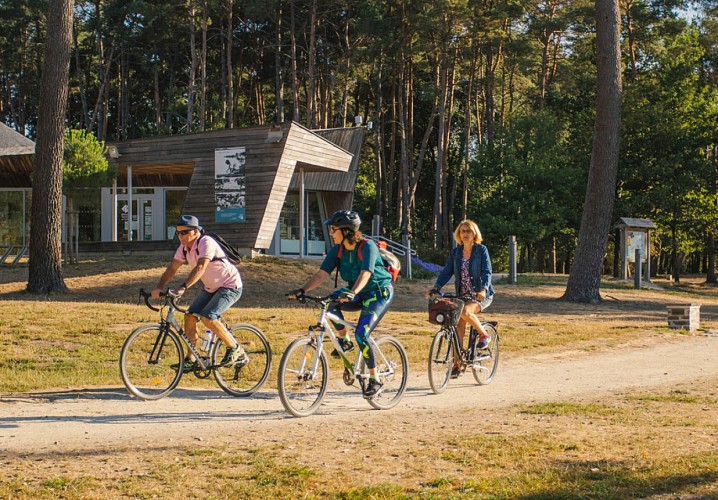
220, 346, 246, 366
171, 358, 197, 374
234, 351, 250, 368
330, 337, 354, 358
477, 333, 491, 349
363, 378, 383, 398
450, 366, 461, 379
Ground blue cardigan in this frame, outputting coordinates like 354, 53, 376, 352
433, 244, 494, 298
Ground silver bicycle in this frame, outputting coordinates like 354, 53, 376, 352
278, 294, 408, 417
119, 289, 271, 400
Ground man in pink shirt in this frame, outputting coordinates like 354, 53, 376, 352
151, 215, 246, 372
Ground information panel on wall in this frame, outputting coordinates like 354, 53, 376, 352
214, 147, 246, 222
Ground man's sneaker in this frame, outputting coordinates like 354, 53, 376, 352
330, 337, 354, 358
450, 366, 461, 379
477, 333, 491, 349
235, 351, 250, 368
364, 378, 383, 398
171, 358, 197, 374
220, 346, 246, 366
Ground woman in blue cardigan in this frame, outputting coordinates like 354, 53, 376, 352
427, 219, 494, 378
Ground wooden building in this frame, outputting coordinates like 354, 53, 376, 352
105, 121, 364, 257
0, 122, 34, 248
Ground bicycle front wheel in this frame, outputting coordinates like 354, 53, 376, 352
277, 337, 328, 417
472, 324, 499, 385
119, 324, 184, 400
428, 329, 454, 394
212, 324, 272, 397
367, 336, 408, 410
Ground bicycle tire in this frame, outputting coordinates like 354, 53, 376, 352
212, 324, 272, 397
119, 324, 184, 400
472, 323, 499, 385
277, 337, 328, 417
366, 336, 408, 410
428, 329, 454, 394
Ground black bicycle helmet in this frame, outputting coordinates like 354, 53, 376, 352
324, 210, 361, 232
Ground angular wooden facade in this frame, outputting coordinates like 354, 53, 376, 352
108, 121, 363, 253
0, 122, 35, 188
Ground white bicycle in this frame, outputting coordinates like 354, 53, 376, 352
278, 294, 408, 417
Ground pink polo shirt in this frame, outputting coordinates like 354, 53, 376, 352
174, 235, 242, 293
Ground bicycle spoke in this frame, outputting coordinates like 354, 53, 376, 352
212, 324, 272, 397
428, 329, 453, 394
278, 338, 328, 417
119, 325, 183, 400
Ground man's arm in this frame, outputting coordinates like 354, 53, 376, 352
179, 258, 211, 292
152, 259, 183, 298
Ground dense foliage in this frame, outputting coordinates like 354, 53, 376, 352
1, 0, 717, 279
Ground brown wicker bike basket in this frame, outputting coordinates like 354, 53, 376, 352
428, 297, 464, 326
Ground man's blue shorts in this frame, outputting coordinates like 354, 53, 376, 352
187, 287, 242, 320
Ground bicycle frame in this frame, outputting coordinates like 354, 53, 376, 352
151, 298, 213, 371
300, 300, 395, 388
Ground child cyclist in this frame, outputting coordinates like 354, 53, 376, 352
287, 210, 394, 398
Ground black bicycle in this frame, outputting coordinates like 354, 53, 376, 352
119, 289, 271, 400
427, 293, 499, 394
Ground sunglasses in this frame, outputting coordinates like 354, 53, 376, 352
177, 229, 195, 236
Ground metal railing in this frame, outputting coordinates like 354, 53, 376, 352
366, 235, 417, 279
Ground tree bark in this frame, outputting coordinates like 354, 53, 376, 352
562, 0, 622, 303
187, 0, 198, 133
27, 0, 74, 294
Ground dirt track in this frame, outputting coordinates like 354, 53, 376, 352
3, 334, 717, 457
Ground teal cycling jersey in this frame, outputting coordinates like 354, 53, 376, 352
320, 239, 392, 295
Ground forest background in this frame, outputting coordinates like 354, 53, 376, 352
1, 0, 717, 282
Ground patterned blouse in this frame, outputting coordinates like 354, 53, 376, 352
459, 257, 473, 300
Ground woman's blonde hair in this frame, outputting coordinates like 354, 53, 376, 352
453, 219, 483, 245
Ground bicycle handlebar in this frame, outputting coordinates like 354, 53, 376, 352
429, 291, 459, 300
287, 293, 336, 305
138, 288, 188, 313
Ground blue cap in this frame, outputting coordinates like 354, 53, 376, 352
177, 215, 202, 230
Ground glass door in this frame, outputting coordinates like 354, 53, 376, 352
116, 196, 153, 241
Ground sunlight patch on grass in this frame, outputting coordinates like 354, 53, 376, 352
519, 401, 618, 417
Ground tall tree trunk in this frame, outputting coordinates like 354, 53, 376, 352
563, 0, 622, 303
290, 0, 300, 122
187, 0, 198, 133
397, 73, 410, 234
199, 0, 208, 131
622, 0, 638, 81
28, 0, 74, 294
306, 0, 317, 128
72, 23, 89, 130
373, 59, 384, 223
434, 51, 449, 248
274, 1, 283, 124
706, 234, 715, 283
226, 0, 235, 127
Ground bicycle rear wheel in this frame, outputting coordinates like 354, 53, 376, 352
277, 337, 328, 417
471, 323, 499, 385
212, 324, 272, 397
366, 336, 408, 410
428, 329, 454, 394
119, 324, 183, 400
